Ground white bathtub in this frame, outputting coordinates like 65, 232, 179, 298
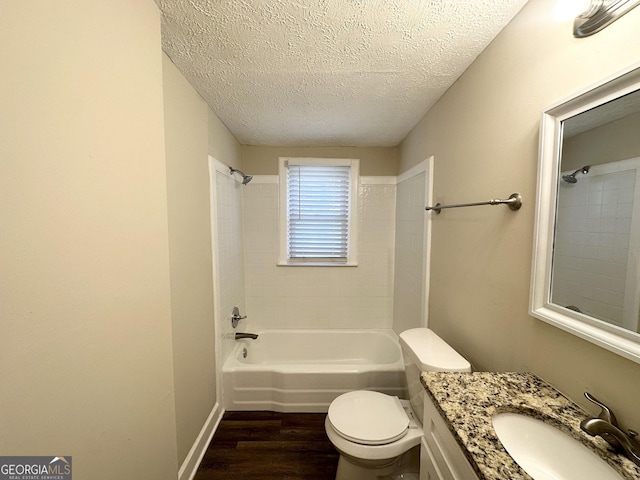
222, 329, 407, 413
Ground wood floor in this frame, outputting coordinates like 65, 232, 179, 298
194, 411, 339, 480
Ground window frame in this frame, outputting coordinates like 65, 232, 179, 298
278, 157, 359, 266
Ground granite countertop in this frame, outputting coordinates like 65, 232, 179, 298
420, 372, 640, 480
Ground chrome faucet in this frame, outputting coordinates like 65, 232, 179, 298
235, 332, 259, 340
580, 392, 640, 466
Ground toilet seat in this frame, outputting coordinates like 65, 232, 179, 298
327, 391, 409, 445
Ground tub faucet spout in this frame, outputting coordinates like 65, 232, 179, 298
235, 332, 259, 340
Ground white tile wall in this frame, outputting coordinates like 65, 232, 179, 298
242, 179, 396, 329
215, 172, 247, 362
393, 172, 426, 334
553, 166, 636, 326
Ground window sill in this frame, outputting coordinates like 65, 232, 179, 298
277, 260, 358, 267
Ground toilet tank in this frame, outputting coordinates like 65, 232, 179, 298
399, 328, 471, 424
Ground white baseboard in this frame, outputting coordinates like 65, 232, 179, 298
178, 402, 224, 480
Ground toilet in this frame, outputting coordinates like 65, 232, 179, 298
325, 328, 471, 480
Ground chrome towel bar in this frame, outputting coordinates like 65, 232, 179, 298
425, 193, 522, 214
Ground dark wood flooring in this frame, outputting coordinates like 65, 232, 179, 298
194, 411, 339, 480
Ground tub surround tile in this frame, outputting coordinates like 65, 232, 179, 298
242, 183, 395, 329
420, 372, 640, 480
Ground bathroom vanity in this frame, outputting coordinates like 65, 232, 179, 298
421, 386, 478, 480
419, 372, 640, 480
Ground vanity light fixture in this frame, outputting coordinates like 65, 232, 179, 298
570, 0, 640, 37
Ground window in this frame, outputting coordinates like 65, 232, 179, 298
279, 158, 359, 265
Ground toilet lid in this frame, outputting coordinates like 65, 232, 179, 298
328, 391, 409, 445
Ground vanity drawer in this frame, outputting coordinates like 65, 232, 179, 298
421, 393, 479, 480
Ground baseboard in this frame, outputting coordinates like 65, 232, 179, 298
178, 402, 224, 480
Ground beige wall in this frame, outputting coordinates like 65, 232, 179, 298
242, 145, 399, 176
163, 54, 237, 465
400, 0, 640, 426
0, 2, 178, 478
209, 109, 242, 169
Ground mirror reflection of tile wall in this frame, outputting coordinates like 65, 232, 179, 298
553, 159, 640, 332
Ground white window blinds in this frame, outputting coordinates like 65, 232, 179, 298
286, 163, 352, 262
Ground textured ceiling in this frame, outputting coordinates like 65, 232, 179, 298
157, 0, 528, 147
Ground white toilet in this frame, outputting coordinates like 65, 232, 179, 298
325, 328, 471, 480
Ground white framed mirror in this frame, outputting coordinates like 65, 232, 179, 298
531, 61, 640, 364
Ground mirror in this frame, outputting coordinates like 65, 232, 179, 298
531, 62, 640, 364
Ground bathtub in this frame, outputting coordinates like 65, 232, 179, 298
222, 329, 407, 413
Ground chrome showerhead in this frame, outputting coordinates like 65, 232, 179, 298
562, 166, 590, 183
229, 167, 253, 185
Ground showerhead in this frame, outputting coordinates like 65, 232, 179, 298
562, 166, 590, 184
229, 167, 253, 185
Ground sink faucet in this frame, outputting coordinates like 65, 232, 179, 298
235, 332, 259, 340
580, 392, 640, 466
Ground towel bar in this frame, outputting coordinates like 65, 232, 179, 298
425, 193, 522, 214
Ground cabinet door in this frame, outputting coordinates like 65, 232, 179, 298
422, 394, 479, 480
420, 438, 445, 480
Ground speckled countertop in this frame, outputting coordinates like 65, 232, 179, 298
420, 372, 640, 480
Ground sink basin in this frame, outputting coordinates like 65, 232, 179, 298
492, 413, 623, 480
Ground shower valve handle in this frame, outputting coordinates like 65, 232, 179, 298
231, 307, 247, 328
